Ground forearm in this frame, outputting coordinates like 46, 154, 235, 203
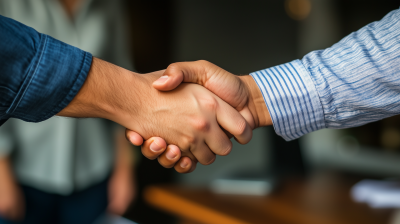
302, 8, 400, 130
57, 57, 145, 129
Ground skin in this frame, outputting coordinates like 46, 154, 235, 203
58, 58, 252, 166
0, 61, 260, 220
61, 0, 137, 215
0, 157, 24, 221
0, 2, 136, 220
126, 60, 272, 173
59, 0, 83, 18
57, 0, 253, 175
108, 128, 136, 215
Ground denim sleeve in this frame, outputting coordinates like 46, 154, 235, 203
0, 15, 92, 125
250, 8, 400, 140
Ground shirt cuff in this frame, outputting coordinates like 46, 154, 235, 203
250, 60, 325, 141
6, 35, 92, 123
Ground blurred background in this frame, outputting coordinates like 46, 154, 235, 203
131, 0, 400, 223
1, 0, 400, 224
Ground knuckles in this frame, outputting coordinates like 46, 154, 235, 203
192, 118, 211, 132
202, 155, 216, 165
158, 157, 175, 169
166, 63, 181, 74
219, 141, 233, 156
233, 119, 247, 137
196, 60, 212, 67
201, 97, 218, 111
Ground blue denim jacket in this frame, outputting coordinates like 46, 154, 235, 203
0, 15, 92, 125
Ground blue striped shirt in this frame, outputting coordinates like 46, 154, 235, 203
251, 8, 400, 141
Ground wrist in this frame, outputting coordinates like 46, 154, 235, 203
58, 57, 116, 119
239, 75, 272, 128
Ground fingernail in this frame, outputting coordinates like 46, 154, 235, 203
154, 76, 169, 84
166, 151, 177, 160
128, 133, 136, 143
150, 140, 163, 152
180, 160, 189, 168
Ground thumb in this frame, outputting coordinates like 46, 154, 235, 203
152, 64, 184, 91
153, 61, 249, 111
153, 60, 215, 91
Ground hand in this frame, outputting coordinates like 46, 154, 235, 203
59, 58, 252, 166
107, 166, 135, 215
108, 128, 137, 215
0, 157, 25, 221
127, 60, 271, 172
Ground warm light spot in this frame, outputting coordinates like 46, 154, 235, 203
285, 0, 312, 20
381, 128, 400, 150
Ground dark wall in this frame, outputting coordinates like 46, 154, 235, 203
121, 1, 400, 223
172, 0, 298, 74
125, 1, 177, 224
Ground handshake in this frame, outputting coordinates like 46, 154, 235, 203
60, 58, 272, 173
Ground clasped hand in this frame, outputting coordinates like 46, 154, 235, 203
126, 61, 269, 173
59, 58, 270, 173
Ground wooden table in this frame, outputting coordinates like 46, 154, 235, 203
144, 172, 394, 224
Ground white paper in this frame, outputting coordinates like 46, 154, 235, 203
351, 179, 400, 208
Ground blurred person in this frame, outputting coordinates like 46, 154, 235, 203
132, 7, 400, 172
0, 0, 136, 223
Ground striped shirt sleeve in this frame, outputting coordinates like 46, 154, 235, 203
250, 8, 400, 141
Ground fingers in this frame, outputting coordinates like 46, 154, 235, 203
141, 139, 198, 172
157, 145, 198, 173
205, 126, 233, 156
141, 137, 167, 160
153, 144, 198, 173
125, 129, 144, 146
138, 138, 203, 173
174, 157, 197, 173
215, 98, 253, 145
153, 60, 250, 111
239, 106, 256, 130
157, 145, 181, 168
189, 141, 216, 165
